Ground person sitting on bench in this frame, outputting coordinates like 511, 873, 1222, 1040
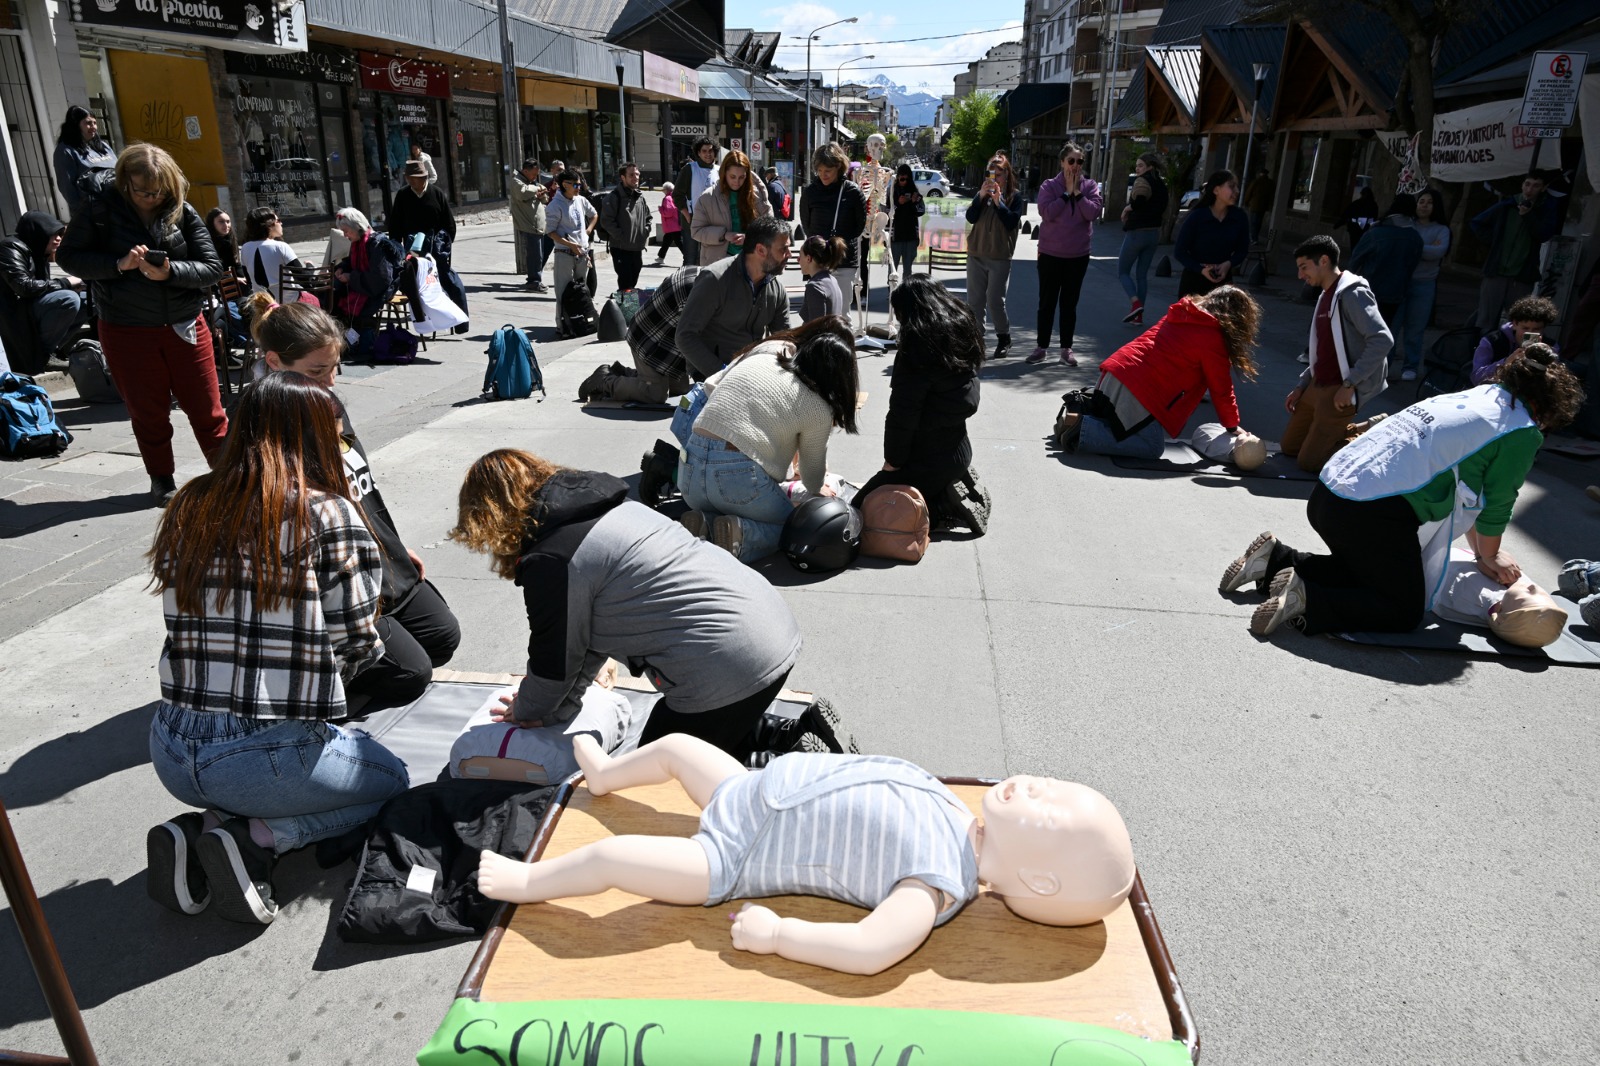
1221, 345, 1584, 637
449, 449, 802, 761
0, 211, 88, 369
476, 733, 1136, 975
1058, 285, 1262, 460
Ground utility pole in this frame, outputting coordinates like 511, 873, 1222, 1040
616, 55, 628, 164
1100, 0, 1124, 187
497, 0, 518, 174
1089, 0, 1111, 182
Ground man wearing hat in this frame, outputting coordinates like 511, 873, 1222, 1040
511, 158, 551, 293
389, 158, 456, 251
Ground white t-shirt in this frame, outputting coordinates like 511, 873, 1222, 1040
240, 239, 300, 299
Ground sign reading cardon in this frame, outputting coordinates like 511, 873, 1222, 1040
69, 0, 307, 53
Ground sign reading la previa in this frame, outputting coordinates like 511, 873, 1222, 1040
70, 0, 307, 53
1520, 50, 1587, 128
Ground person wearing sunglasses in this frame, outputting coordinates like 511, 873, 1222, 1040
1031, 143, 1102, 364
964, 154, 1025, 358
58, 142, 227, 504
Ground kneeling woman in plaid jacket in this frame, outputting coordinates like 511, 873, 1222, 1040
144, 372, 407, 926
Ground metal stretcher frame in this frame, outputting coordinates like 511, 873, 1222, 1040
444, 772, 1200, 1064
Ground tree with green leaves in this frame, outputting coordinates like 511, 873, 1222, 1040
944, 92, 1010, 173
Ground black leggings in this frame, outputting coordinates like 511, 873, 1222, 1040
1266, 484, 1425, 635
638, 670, 791, 761
347, 580, 462, 706
1037, 253, 1090, 349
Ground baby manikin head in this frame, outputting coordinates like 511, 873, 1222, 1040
1490, 580, 1567, 648
1231, 432, 1267, 471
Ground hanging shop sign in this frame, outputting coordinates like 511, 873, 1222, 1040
224, 44, 355, 85
671, 124, 708, 137
70, 0, 308, 54
642, 51, 699, 102
359, 50, 449, 99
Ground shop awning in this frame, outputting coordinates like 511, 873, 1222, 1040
1005, 83, 1074, 129
696, 61, 807, 105
1197, 25, 1283, 132
1144, 44, 1201, 133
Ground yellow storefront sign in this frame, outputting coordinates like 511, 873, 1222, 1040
107, 50, 228, 214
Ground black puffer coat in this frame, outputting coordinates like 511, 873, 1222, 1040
0, 211, 70, 302
57, 186, 221, 327
799, 178, 868, 269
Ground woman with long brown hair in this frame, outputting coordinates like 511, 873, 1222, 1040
963, 152, 1025, 357
678, 314, 860, 559
57, 143, 227, 504
449, 448, 801, 760
1059, 285, 1263, 458
144, 372, 405, 926
690, 148, 772, 264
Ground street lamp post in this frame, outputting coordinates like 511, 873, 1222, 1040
795, 17, 857, 185
835, 54, 876, 135
1240, 62, 1271, 234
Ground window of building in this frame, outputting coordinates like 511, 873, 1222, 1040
229, 75, 329, 220
1289, 135, 1320, 214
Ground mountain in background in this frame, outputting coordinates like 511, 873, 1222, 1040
863, 73, 942, 128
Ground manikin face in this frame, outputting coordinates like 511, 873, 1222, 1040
724, 165, 748, 191
268, 343, 341, 389
80, 114, 99, 141
1295, 255, 1336, 289
977, 776, 1136, 927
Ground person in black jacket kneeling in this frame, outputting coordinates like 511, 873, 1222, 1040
853, 275, 990, 533
248, 293, 460, 705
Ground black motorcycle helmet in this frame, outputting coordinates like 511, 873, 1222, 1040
780, 496, 862, 572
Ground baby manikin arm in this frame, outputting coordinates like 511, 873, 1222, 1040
1434, 554, 1509, 627
729, 879, 942, 975
1435, 551, 1567, 647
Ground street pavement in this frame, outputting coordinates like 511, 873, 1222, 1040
3, 197, 1598, 1065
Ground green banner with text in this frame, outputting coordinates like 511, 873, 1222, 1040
420, 998, 1192, 1066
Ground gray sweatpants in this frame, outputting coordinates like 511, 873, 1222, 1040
966, 255, 1012, 334
610, 352, 690, 404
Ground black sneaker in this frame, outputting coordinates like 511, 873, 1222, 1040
993, 334, 1012, 358
150, 475, 177, 506
577, 364, 614, 401
937, 469, 992, 536
801, 696, 860, 755
638, 440, 679, 509
146, 812, 211, 915
196, 818, 279, 925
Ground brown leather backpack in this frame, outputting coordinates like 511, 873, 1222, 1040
859, 484, 930, 563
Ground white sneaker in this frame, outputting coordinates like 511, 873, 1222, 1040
1220, 530, 1277, 592
1296, 351, 1310, 364
1400, 368, 1418, 381
1250, 569, 1307, 635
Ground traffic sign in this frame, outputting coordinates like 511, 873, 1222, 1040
730, 137, 743, 151
1520, 50, 1587, 128
750, 139, 764, 160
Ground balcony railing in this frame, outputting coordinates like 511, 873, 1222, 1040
1073, 49, 1142, 75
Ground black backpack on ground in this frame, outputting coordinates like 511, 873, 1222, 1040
558, 277, 598, 338
1417, 327, 1484, 399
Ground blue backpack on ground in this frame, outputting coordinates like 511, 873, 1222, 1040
0, 372, 72, 458
483, 325, 544, 401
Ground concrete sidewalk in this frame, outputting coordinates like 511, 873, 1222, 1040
3, 209, 1599, 1065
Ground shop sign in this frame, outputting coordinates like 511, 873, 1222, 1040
671, 124, 707, 137
70, 0, 308, 54
1520, 51, 1587, 129
359, 50, 449, 99
224, 45, 356, 85
642, 51, 699, 102
520, 80, 596, 110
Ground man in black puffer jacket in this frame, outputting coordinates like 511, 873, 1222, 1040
0, 211, 88, 372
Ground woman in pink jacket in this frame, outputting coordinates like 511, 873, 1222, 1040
654, 182, 682, 267
1030, 143, 1103, 366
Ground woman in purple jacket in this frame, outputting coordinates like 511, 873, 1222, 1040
1030, 143, 1102, 366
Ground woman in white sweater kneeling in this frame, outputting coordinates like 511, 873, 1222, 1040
680, 315, 860, 560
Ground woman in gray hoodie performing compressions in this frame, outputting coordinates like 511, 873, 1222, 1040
450, 449, 804, 760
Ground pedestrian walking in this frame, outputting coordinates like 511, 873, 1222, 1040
964, 153, 1024, 358
887, 164, 924, 281
511, 158, 551, 292
1032, 143, 1100, 365
655, 182, 682, 267
1116, 152, 1167, 325
600, 162, 653, 290
673, 138, 721, 267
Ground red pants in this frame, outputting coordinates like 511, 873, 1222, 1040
98, 317, 228, 477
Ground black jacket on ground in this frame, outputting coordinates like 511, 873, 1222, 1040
800, 178, 868, 269
56, 189, 221, 327
0, 212, 70, 303
387, 185, 456, 247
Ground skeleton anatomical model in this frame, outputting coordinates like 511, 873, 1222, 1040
856, 134, 895, 336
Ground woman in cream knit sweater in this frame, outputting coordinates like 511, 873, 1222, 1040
680, 315, 860, 560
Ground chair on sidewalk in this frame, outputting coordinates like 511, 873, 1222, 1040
1416, 327, 1483, 400
208, 274, 257, 400
927, 248, 968, 273
280, 264, 335, 310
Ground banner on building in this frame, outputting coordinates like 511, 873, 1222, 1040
359, 51, 449, 99
70, 0, 306, 54
642, 52, 699, 102
1380, 98, 1560, 181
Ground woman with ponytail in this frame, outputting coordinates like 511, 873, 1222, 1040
798, 234, 847, 321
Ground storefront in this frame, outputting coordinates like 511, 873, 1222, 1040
449, 90, 506, 204
520, 80, 600, 182
357, 50, 449, 219
223, 46, 357, 223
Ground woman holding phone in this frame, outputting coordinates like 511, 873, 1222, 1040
58, 143, 227, 504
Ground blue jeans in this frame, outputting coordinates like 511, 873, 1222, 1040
890, 241, 918, 279
681, 221, 702, 267
32, 288, 87, 353
1117, 229, 1160, 305
1078, 412, 1164, 458
522, 229, 549, 285
679, 433, 792, 561
1397, 276, 1436, 369
149, 703, 409, 854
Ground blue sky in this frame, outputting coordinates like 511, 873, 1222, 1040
724, 0, 1025, 96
